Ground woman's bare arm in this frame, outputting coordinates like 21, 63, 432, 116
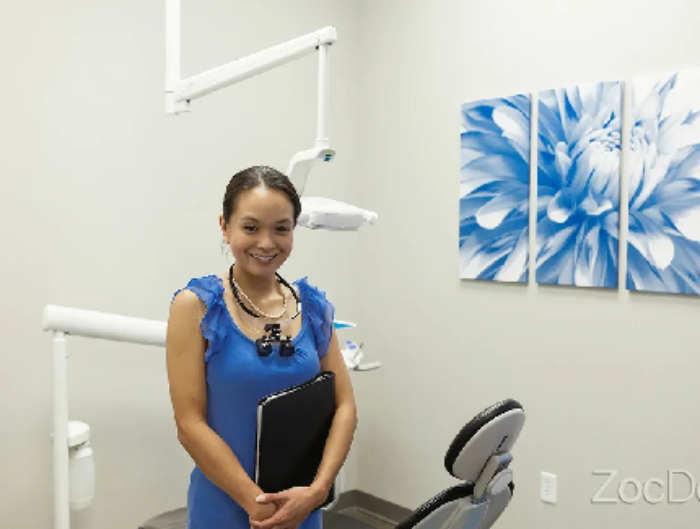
166, 289, 269, 516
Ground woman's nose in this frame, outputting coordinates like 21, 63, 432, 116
257, 231, 275, 249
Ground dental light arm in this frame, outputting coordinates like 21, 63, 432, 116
164, 0, 377, 231
165, 15, 337, 113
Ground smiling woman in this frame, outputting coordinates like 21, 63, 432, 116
221, 166, 301, 279
165, 165, 358, 529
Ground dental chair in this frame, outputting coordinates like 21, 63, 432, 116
394, 398, 525, 529
140, 399, 525, 529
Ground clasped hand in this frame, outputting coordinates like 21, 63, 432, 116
250, 486, 324, 529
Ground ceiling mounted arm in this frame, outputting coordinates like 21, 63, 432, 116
164, 0, 377, 231
165, 0, 336, 114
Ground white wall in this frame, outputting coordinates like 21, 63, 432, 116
0, 2, 363, 528
7, 1, 700, 528
354, 0, 700, 528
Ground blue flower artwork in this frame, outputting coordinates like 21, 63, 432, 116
459, 94, 531, 283
535, 81, 622, 288
627, 70, 700, 295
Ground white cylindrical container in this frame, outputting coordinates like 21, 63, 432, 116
69, 443, 95, 510
68, 421, 95, 511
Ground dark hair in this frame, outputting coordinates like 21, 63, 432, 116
222, 165, 302, 225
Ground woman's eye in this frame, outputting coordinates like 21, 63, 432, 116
243, 225, 257, 232
277, 226, 291, 232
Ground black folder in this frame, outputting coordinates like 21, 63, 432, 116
255, 371, 336, 509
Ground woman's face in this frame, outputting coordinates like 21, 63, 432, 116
221, 186, 295, 278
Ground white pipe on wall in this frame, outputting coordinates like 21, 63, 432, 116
45, 305, 165, 529
316, 43, 330, 148
42, 305, 166, 347
52, 332, 70, 529
164, 0, 181, 113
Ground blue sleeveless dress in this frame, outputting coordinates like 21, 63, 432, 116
172, 274, 335, 529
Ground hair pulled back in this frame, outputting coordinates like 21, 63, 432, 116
222, 165, 301, 225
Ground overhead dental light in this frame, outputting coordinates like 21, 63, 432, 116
164, 0, 377, 231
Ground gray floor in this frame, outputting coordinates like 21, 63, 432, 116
331, 490, 411, 529
139, 490, 411, 529
324, 510, 377, 529
328, 507, 394, 529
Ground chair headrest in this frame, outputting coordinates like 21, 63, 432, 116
444, 399, 525, 483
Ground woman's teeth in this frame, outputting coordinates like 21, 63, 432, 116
251, 254, 275, 262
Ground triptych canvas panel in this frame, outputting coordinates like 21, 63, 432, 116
535, 81, 621, 289
626, 70, 700, 295
459, 94, 531, 283
459, 68, 700, 296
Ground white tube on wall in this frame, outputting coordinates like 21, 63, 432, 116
316, 43, 330, 148
43, 305, 166, 347
165, 0, 186, 114
52, 332, 70, 529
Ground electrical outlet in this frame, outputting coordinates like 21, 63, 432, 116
540, 472, 557, 504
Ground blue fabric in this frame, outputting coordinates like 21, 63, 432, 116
171, 275, 335, 529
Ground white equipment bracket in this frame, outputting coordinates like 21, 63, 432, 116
164, 0, 377, 230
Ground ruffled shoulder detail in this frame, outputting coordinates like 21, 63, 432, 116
295, 277, 335, 359
172, 275, 228, 362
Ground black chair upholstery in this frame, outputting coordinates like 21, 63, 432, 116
395, 483, 476, 529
